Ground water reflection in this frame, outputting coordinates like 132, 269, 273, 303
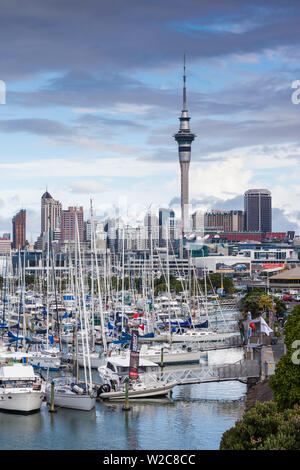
0, 380, 246, 450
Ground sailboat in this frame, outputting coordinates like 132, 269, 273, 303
45, 213, 96, 411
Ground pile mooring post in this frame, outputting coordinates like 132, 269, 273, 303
48, 380, 57, 413
122, 378, 131, 411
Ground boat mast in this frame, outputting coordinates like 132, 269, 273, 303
121, 226, 125, 333
75, 212, 92, 390
22, 249, 26, 350
90, 199, 95, 350
166, 219, 172, 345
46, 218, 50, 349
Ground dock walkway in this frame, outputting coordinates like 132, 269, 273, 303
159, 360, 260, 386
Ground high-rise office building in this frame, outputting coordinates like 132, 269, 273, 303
41, 190, 62, 235
12, 209, 26, 249
192, 211, 205, 235
60, 206, 84, 243
144, 212, 159, 249
159, 208, 175, 247
174, 56, 195, 234
244, 189, 272, 233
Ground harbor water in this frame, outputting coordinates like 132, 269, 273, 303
0, 377, 246, 450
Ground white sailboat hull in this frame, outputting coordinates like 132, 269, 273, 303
30, 356, 61, 371
153, 332, 239, 343
66, 353, 103, 369
45, 388, 95, 410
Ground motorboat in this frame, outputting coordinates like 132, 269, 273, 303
45, 376, 96, 411
0, 352, 45, 414
97, 356, 176, 400
98, 356, 159, 385
98, 376, 176, 401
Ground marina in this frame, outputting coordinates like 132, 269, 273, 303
0, 2, 296, 454
0, 212, 280, 452
0, 375, 247, 450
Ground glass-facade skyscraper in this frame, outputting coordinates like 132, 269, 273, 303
244, 189, 272, 233
159, 208, 175, 247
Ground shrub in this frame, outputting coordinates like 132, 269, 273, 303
220, 402, 300, 450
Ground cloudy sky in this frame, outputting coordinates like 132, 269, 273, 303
1, 0, 300, 240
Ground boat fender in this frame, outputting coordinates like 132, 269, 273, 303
72, 384, 84, 395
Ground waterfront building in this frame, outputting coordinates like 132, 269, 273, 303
269, 266, 300, 291
204, 210, 244, 232
244, 189, 272, 233
12, 209, 26, 250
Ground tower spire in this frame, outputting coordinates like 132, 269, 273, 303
183, 53, 187, 111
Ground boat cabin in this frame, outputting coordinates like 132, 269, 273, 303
105, 357, 158, 377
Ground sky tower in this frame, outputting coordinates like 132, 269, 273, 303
174, 55, 196, 235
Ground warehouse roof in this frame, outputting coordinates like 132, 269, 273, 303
269, 267, 300, 280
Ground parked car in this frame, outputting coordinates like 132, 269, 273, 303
283, 295, 293, 301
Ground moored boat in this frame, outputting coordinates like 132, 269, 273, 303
45, 376, 96, 411
0, 352, 45, 414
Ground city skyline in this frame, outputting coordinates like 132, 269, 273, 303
1, 1, 300, 239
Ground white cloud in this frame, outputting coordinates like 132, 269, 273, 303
0, 156, 175, 179
72, 107, 99, 114
69, 180, 107, 194
190, 158, 253, 200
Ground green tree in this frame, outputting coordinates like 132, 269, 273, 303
240, 290, 279, 320
25, 274, 35, 286
220, 402, 300, 450
240, 289, 264, 318
269, 305, 300, 410
273, 297, 287, 318
199, 273, 234, 294
154, 274, 183, 296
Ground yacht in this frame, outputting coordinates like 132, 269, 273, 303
0, 352, 45, 414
